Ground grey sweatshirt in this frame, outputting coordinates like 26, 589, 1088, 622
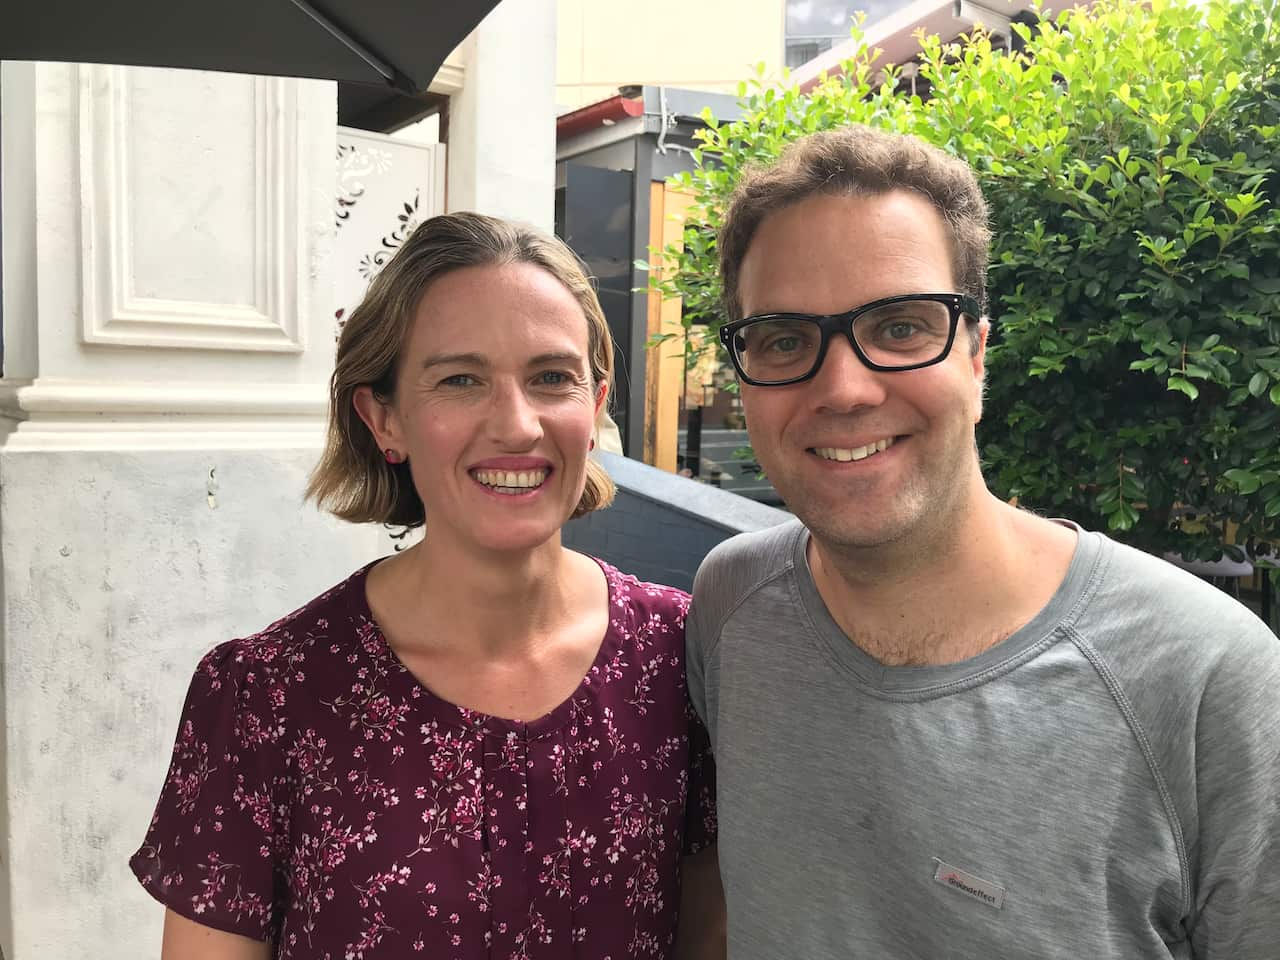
687, 519, 1280, 959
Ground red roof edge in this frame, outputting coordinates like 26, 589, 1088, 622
556, 95, 645, 141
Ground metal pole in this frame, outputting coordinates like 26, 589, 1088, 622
685, 405, 702, 478
288, 0, 402, 86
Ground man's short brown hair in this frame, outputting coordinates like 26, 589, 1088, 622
719, 125, 992, 347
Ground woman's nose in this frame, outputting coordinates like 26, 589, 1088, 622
489, 382, 543, 446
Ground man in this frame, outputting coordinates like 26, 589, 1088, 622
686, 126, 1280, 958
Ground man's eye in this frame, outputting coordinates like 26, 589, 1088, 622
440, 374, 477, 387
884, 320, 919, 340
538, 371, 572, 385
767, 336, 803, 353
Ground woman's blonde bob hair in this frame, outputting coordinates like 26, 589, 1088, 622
307, 211, 616, 529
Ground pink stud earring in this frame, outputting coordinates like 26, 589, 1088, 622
383, 449, 402, 464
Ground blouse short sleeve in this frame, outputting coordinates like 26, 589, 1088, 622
130, 640, 283, 941
683, 699, 719, 856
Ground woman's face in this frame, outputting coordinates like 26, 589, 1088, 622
368, 261, 605, 556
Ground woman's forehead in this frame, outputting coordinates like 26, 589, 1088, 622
419, 261, 580, 312
407, 263, 590, 359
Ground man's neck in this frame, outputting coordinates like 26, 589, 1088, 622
807, 494, 1077, 667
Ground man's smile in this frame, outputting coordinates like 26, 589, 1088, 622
808, 437, 897, 462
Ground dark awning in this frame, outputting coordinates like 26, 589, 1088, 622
0, 0, 504, 130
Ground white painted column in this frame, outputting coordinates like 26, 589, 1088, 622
446, 0, 557, 230
0, 62, 384, 958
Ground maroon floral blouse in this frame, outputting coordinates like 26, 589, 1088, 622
130, 559, 717, 959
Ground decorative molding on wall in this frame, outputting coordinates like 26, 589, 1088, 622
0, 378, 328, 451
76, 65, 306, 353
334, 129, 445, 340
429, 61, 466, 96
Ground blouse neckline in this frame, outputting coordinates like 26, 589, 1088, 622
352, 554, 625, 741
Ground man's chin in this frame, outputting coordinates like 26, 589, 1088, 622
807, 521, 906, 553
784, 491, 923, 554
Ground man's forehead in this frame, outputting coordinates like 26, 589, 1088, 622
738, 194, 954, 316
755, 189, 937, 232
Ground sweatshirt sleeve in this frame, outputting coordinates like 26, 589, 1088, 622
1188, 625, 1280, 959
685, 547, 732, 740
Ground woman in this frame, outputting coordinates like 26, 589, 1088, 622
130, 213, 719, 959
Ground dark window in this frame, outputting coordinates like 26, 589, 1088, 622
785, 40, 827, 69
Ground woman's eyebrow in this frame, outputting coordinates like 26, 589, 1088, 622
420, 352, 487, 371
419, 351, 585, 372
528, 351, 585, 366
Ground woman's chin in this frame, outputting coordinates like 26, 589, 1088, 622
465, 519, 566, 556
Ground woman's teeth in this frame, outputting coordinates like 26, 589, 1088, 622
473, 469, 548, 493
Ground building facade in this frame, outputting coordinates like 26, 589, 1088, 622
0, 1, 556, 955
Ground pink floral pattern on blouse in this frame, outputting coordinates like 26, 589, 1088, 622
131, 559, 716, 959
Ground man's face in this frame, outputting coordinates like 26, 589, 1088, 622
735, 190, 988, 551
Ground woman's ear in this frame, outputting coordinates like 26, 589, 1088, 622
593, 379, 609, 418
353, 386, 403, 453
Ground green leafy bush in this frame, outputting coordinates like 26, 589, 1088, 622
656, 0, 1280, 562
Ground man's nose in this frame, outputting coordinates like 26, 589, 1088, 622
808, 334, 888, 413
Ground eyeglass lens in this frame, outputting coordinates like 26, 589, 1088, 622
734, 299, 953, 382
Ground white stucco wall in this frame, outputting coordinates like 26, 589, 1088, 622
0, 59, 388, 958
0, 450, 383, 956
447, 0, 557, 230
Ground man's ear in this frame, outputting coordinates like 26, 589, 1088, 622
972, 319, 990, 423
353, 386, 403, 453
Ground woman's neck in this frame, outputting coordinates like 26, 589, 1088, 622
370, 531, 584, 658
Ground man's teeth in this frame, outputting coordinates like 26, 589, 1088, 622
473, 469, 548, 490
814, 438, 894, 462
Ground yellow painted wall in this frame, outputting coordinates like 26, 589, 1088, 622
557, 0, 784, 110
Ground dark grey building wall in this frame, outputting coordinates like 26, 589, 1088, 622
563, 452, 790, 592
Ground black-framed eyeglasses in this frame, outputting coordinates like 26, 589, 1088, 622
719, 293, 981, 387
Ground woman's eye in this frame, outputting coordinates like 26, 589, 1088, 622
538, 371, 572, 386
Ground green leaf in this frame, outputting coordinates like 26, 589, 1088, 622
1095, 487, 1121, 506
1167, 377, 1200, 400
1107, 502, 1139, 531
1224, 469, 1261, 494
1248, 372, 1269, 397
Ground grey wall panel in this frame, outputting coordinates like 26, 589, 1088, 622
563, 452, 790, 591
